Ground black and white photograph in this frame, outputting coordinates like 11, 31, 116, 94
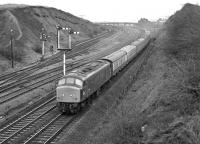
0, 0, 199, 144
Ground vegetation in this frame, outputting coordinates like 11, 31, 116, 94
0, 42, 24, 62
0, 4, 107, 68
33, 45, 42, 54
138, 18, 150, 24
86, 3, 200, 144
145, 3, 200, 143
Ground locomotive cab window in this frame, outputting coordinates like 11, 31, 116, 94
75, 79, 83, 87
58, 79, 65, 85
66, 78, 74, 84
66, 77, 83, 87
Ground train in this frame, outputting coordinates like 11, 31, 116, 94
56, 31, 151, 114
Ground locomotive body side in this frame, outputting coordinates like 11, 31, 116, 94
81, 60, 112, 101
56, 60, 112, 113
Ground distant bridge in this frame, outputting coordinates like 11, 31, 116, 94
96, 22, 136, 27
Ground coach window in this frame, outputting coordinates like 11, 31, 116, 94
118, 60, 120, 67
113, 62, 117, 70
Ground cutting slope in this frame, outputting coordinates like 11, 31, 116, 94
83, 3, 200, 144
0, 4, 106, 65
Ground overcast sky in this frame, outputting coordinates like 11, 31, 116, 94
0, 0, 199, 22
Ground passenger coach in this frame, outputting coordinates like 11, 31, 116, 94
102, 50, 127, 75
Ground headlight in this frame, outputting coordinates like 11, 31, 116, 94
70, 94, 78, 100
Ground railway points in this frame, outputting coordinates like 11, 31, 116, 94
0, 26, 149, 144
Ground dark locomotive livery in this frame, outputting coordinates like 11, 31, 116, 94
56, 31, 151, 114
57, 60, 112, 113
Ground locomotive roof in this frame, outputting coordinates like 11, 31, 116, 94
65, 60, 109, 80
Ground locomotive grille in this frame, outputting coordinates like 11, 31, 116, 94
56, 85, 81, 103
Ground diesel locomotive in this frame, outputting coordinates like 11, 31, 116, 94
56, 31, 150, 114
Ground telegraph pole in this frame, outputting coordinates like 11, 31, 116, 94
10, 29, 14, 68
56, 25, 79, 76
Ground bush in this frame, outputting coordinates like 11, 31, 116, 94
34, 13, 40, 17
162, 115, 200, 144
0, 46, 24, 61
33, 45, 42, 54
141, 4, 200, 143
97, 100, 146, 144
164, 3, 200, 60
162, 3, 200, 114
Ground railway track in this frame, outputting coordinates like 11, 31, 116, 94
0, 32, 116, 105
0, 96, 57, 144
0, 58, 90, 105
23, 113, 79, 144
0, 31, 113, 95
0, 38, 114, 142
0, 31, 150, 144
0, 58, 88, 94
0, 59, 90, 105
0, 92, 83, 144
0, 31, 111, 83
0, 32, 111, 87
0, 39, 119, 105
0, 29, 142, 107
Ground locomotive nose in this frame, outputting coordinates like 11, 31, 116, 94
56, 85, 80, 103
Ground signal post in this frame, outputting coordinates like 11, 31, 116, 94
40, 28, 47, 60
56, 25, 79, 76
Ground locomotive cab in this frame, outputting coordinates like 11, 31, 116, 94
56, 60, 112, 114
56, 76, 83, 103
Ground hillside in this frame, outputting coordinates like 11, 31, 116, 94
83, 3, 200, 144
0, 4, 106, 71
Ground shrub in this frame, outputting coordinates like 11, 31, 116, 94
164, 3, 200, 60
34, 13, 40, 17
141, 4, 200, 143
33, 44, 42, 54
162, 116, 200, 144
0, 46, 24, 61
162, 3, 200, 114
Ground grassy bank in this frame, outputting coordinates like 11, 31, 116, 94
85, 3, 200, 144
